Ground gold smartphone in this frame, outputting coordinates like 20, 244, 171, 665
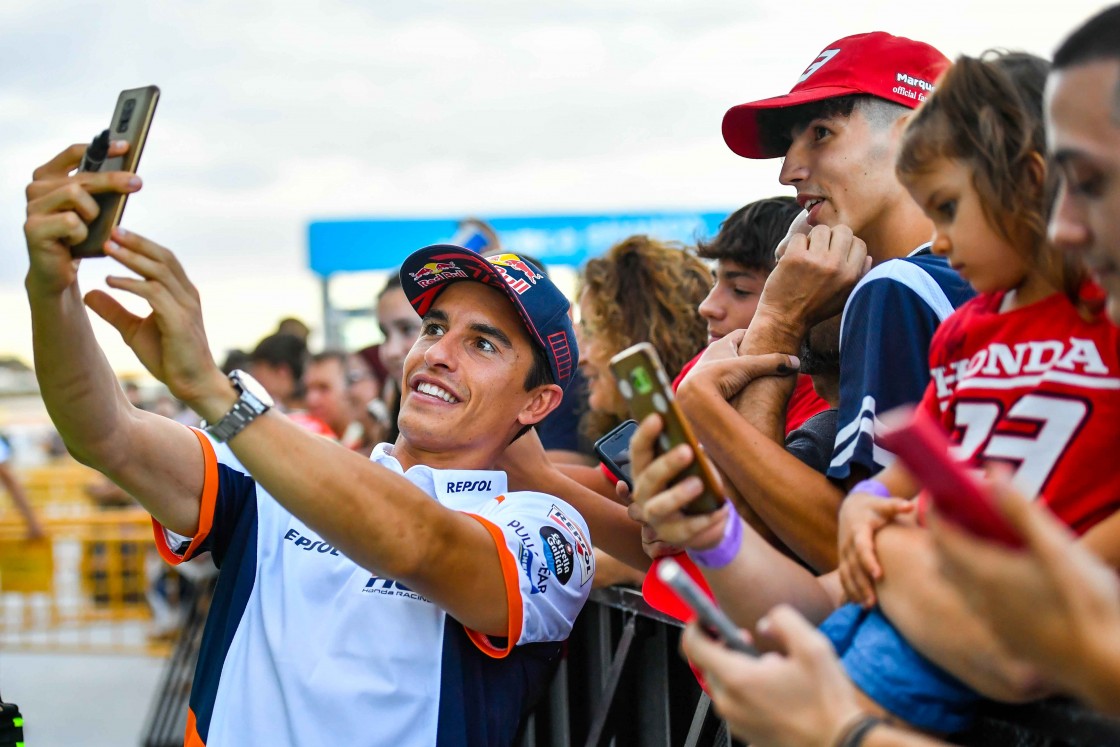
609, 342, 725, 514
70, 85, 160, 258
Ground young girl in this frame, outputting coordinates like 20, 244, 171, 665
634, 50, 1120, 734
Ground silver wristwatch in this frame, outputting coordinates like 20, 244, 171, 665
204, 369, 274, 443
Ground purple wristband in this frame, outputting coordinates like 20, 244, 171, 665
850, 479, 890, 498
687, 506, 743, 569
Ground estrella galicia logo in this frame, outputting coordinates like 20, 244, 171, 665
539, 526, 573, 585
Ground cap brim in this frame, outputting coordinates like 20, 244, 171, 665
722, 84, 864, 159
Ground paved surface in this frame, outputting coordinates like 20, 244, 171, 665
0, 650, 165, 746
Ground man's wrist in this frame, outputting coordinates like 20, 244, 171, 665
189, 371, 241, 423
743, 306, 807, 353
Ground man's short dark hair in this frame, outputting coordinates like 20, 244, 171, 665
756, 94, 910, 158
697, 197, 802, 273
1054, 5, 1120, 70
310, 350, 348, 368
250, 333, 308, 381
1053, 4, 1120, 119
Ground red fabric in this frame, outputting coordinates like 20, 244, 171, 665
916, 286, 1120, 536
785, 374, 829, 432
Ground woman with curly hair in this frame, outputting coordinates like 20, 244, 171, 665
577, 235, 713, 446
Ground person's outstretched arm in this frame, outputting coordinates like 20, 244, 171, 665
676, 349, 845, 571
24, 143, 205, 536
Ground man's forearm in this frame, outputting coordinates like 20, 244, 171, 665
28, 283, 133, 470
730, 308, 804, 444
680, 383, 841, 572
28, 281, 204, 534
703, 521, 837, 631
541, 467, 649, 571
876, 525, 1044, 701
218, 410, 512, 634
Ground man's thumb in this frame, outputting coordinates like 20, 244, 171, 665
85, 290, 142, 339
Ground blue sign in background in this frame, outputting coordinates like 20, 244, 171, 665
307, 211, 732, 276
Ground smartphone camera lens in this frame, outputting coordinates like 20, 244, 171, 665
117, 98, 136, 133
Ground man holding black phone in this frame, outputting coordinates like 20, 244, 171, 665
23, 138, 592, 746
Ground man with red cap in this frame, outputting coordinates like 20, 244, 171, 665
631, 31, 997, 733
711, 32, 975, 561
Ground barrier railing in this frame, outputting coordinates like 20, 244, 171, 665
0, 509, 180, 655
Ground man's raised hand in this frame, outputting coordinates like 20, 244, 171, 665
85, 228, 230, 415
24, 142, 140, 295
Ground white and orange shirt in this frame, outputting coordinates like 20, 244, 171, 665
155, 435, 593, 747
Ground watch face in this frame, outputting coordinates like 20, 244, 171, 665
231, 370, 275, 408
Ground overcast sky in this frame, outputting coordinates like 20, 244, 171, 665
0, 0, 1110, 376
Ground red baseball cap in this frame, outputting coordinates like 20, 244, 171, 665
722, 32, 950, 159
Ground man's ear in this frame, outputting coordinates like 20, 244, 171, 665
890, 111, 913, 142
1025, 150, 1047, 192
518, 384, 564, 428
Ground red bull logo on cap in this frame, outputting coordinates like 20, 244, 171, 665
489, 254, 542, 295
409, 261, 467, 288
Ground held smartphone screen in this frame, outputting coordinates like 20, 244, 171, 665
594, 419, 638, 490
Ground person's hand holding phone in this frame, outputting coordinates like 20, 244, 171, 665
627, 413, 731, 550
24, 141, 141, 296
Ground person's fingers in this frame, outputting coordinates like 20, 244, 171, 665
25, 179, 103, 223
30, 144, 88, 181
845, 234, 868, 270
627, 500, 647, 524
84, 289, 145, 341
755, 604, 831, 661
109, 228, 199, 305
989, 472, 1074, 562
629, 414, 662, 476
854, 526, 882, 580
633, 442, 694, 507
828, 224, 854, 256
24, 212, 89, 250
722, 328, 749, 351
642, 474, 704, 520
681, 620, 754, 673
615, 479, 631, 504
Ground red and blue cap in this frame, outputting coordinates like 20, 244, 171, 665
722, 31, 950, 159
399, 244, 578, 390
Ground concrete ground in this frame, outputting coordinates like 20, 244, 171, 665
0, 650, 165, 746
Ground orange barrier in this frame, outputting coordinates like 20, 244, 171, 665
0, 508, 181, 655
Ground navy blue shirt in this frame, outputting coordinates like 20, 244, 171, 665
828, 246, 975, 481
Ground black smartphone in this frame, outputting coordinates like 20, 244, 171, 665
594, 419, 638, 490
657, 557, 757, 655
70, 85, 160, 258
609, 342, 725, 514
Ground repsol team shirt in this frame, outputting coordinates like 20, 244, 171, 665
918, 289, 1120, 534
153, 436, 594, 747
